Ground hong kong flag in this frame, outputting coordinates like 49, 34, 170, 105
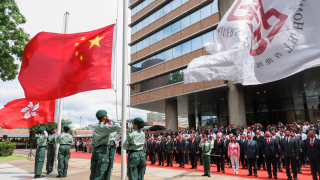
19, 24, 116, 101
0, 98, 56, 129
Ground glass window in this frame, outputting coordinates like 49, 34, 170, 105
131, 45, 137, 54
172, 45, 182, 58
172, 0, 182, 10
164, 48, 173, 61
201, 3, 212, 19
213, 30, 217, 42
192, 36, 203, 50
163, 3, 172, 15
182, 0, 189, 4
131, 7, 137, 16
163, 26, 171, 38
156, 30, 163, 41
202, 31, 214, 46
142, 0, 148, 8
212, 0, 218, 14
136, 22, 142, 31
131, 25, 136, 35
172, 21, 180, 34
142, 17, 149, 28
136, 41, 142, 52
181, 40, 191, 55
142, 38, 150, 49
149, 13, 156, 24
155, 8, 164, 19
190, 10, 201, 24
136, 3, 142, 12
180, 15, 190, 29
149, 34, 157, 45
157, 52, 165, 61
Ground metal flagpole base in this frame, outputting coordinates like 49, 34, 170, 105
51, 169, 58, 175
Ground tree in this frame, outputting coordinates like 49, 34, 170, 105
61, 119, 72, 126
167, 70, 184, 85
29, 122, 57, 132
0, 0, 30, 81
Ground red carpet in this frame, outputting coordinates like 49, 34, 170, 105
71, 152, 312, 180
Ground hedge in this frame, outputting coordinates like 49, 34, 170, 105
0, 141, 16, 156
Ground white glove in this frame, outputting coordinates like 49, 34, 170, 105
128, 122, 133, 128
206, 153, 211, 156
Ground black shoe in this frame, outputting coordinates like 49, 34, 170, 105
258, 168, 261, 170
294, 178, 298, 180
202, 174, 208, 176
268, 175, 272, 179
56, 175, 63, 178
46, 171, 50, 174
208, 174, 211, 177
190, 167, 194, 169
34, 175, 45, 178
298, 170, 302, 173
242, 166, 245, 169
264, 167, 267, 170
248, 174, 252, 176
245, 166, 248, 169
222, 170, 225, 173
279, 168, 283, 172
63, 175, 67, 177
229, 165, 232, 167
182, 165, 184, 168
254, 174, 258, 177
274, 176, 278, 179
217, 170, 220, 172
195, 167, 197, 170
158, 164, 161, 165
166, 165, 169, 167
287, 178, 292, 180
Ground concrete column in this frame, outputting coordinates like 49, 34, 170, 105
188, 114, 196, 130
165, 98, 178, 130
227, 81, 246, 126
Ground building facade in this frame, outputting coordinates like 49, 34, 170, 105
128, 0, 320, 130
147, 112, 165, 122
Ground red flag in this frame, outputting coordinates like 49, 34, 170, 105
19, 24, 116, 101
0, 98, 56, 129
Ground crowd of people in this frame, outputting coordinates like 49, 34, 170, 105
75, 138, 92, 153
142, 121, 320, 180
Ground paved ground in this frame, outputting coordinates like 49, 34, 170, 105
0, 149, 256, 180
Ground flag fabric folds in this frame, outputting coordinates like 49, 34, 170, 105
19, 24, 116, 101
0, 98, 55, 129
184, 0, 320, 85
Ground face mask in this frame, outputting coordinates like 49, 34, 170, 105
223, 137, 226, 140
218, 130, 220, 132
310, 125, 314, 127
280, 133, 283, 136
179, 136, 182, 138
215, 126, 217, 128
190, 138, 193, 140
231, 138, 235, 141
241, 136, 245, 139
279, 123, 281, 125
196, 137, 199, 139
229, 135, 232, 138
203, 138, 207, 141
285, 133, 290, 136
290, 134, 295, 138
265, 134, 270, 138
294, 123, 296, 125
248, 136, 252, 140
232, 126, 234, 128
256, 132, 260, 135
209, 138, 213, 141
163, 138, 166, 140
271, 132, 275, 135
217, 136, 220, 139
309, 133, 314, 137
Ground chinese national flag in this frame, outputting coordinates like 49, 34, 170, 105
19, 24, 116, 101
0, 98, 56, 129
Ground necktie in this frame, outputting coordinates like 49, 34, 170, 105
192, 140, 193, 144
311, 139, 314, 147
249, 141, 251, 146
158, 142, 160, 146
287, 138, 289, 143
268, 139, 270, 145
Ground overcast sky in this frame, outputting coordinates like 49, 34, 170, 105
0, 0, 149, 128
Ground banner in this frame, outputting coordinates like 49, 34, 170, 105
184, 0, 320, 85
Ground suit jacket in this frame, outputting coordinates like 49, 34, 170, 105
189, 139, 199, 154
261, 138, 279, 157
253, 135, 264, 149
165, 140, 174, 153
143, 140, 148, 151
244, 140, 259, 158
281, 137, 299, 158
185, 141, 189, 153
239, 139, 246, 153
228, 143, 240, 157
156, 141, 163, 153
176, 139, 186, 152
304, 138, 320, 160
272, 136, 281, 152
213, 128, 218, 133
148, 141, 157, 153
214, 139, 226, 155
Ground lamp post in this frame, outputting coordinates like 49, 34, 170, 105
80, 116, 82, 129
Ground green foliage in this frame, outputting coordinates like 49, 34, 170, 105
29, 122, 57, 132
0, 155, 27, 161
167, 70, 184, 85
62, 119, 72, 126
0, 0, 30, 81
0, 140, 16, 156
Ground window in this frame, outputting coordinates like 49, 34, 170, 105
164, 49, 173, 61
136, 3, 142, 12
131, 45, 137, 54
180, 16, 190, 29
155, 8, 164, 19
172, 0, 182, 10
156, 30, 163, 41
172, 21, 181, 34
192, 36, 202, 50
149, 13, 156, 24
163, 3, 172, 15
131, 25, 136, 35
157, 52, 165, 61
201, 3, 212, 20
190, 10, 201, 24
136, 41, 142, 52
131, 7, 137, 16
212, 0, 219, 14
149, 34, 157, 45
163, 26, 172, 38
202, 31, 214, 46
142, 0, 148, 8
142, 17, 149, 28
181, 41, 191, 55
136, 22, 142, 31
172, 45, 182, 58
142, 38, 150, 49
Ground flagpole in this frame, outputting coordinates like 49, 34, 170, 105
52, 12, 69, 175
120, 0, 127, 179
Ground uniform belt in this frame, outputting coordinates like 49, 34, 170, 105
108, 145, 115, 148
97, 145, 108, 148
49, 144, 55, 146
129, 150, 143, 153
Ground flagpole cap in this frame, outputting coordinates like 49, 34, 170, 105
38, 127, 46, 132
96, 110, 108, 119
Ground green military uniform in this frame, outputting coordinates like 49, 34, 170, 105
56, 125, 73, 177
90, 110, 121, 180
46, 127, 56, 174
103, 131, 119, 180
123, 117, 147, 180
34, 127, 48, 177
199, 137, 212, 176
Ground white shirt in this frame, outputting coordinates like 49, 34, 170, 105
310, 138, 315, 145
303, 125, 310, 133
295, 133, 307, 141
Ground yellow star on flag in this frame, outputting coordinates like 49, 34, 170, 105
80, 55, 83, 61
88, 35, 104, 49
81, 37, 86, 40
75, 42, 79, 46
75, 51, 78, 56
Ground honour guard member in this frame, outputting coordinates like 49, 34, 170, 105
123, 117, 148, 180
199, 135, 212, 177
34, 127, 48, 178
56, 125, 73, 178
46, 127, 57, 174
90, 110, 121, 180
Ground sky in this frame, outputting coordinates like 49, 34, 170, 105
0, 0, 149, 128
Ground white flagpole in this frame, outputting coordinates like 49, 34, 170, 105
52, 12, 69, 175
120, 0, 127, 179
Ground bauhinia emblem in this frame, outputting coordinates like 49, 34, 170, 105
20, 102, 39, 119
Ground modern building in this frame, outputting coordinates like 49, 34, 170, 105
128, 0, 320, 130
147, 112, 165, 122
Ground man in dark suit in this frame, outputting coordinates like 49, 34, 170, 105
304, 131, 320, 180
295, 134, 303, 173
220, 126, 226, 134
148, 137, 157, 165
157, 137, 165, 166
244, 134, 259, 177
213, 125, 218, 133
176, 135, 186, 168
165, 136, 174, 167
239, 134, 247, 169
271, 131, 283, 172
281, 130, 299, 180
253, 130, 266, 170
189, 136, 199, 169
214, 134, 225, 173
262, 132, 279, 179
184, 137, 189, 164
